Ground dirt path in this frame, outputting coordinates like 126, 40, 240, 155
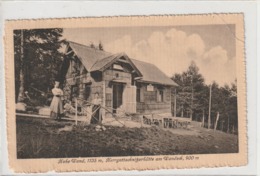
16, 115, 238, 158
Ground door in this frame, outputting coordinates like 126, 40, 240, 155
112, 83, 124, 113
123, 85, 137, 113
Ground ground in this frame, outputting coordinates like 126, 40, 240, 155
16, 115, 238, 159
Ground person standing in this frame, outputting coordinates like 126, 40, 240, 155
50, 81, 64, 121
90, 92, 102, 124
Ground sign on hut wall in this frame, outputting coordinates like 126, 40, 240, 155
147, 84, 154, 91
113, 64, 123, 71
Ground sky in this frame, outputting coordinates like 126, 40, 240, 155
63, 25, 236, 86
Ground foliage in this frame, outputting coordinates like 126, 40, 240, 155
172, 61, 238, 134
172, 61, 205, 119
14, 29, 65, 105
89, 42, 95, 49
98, 41, 104, 51
89, 41, 104, 50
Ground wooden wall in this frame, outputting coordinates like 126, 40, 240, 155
63, 57, 104, 106
63, 56, 173, 117
136, 84, 172, 114
103, 68, 132, 116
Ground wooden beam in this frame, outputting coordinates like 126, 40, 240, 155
65, 50, 73, 56
118, 58, 129, 63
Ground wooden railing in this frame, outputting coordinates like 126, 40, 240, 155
72, 98, 190, 129
73, 97, 129, 126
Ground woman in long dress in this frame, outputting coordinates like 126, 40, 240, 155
90, 92, 102, 124
50, 81, 64, 121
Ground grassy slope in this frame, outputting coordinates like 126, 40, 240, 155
16, 116, 238, 158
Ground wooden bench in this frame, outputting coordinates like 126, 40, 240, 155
143, 115, 191, 129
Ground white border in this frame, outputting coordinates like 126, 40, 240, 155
0, 1, 257, 175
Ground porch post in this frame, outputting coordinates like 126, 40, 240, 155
174, 88, 177, 117
102, 80, 106, 121
75, 98, 78, 125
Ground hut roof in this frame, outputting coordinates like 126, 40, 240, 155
90, 53, 142, 76
90, 53, 123, 72
68, 41, 111, 71
67, 41, 177, 86
131, 59, 178, 86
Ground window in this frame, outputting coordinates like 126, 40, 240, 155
137, 87, 141, 102
71, 85, 79, 99
144, 91, 157, 102
158, 90, 164, 102
84, 84, 91, 101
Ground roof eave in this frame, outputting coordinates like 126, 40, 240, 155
136, 80, 178, 87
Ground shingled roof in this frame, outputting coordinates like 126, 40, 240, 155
131, 59, 178, 86
67, 41, 177, 86
68, 41, 112, 71
91, 53, 125, 72
90, 53, 143, 77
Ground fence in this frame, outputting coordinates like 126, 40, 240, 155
72, 97, 128, 126
71, 97, 190, 129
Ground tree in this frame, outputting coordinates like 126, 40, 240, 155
205, 81, 238, 132
226, 80, 238, 133
172, 73, 192, 117
89, 41, 104, 51
14, 30, 25, 102
89, 42, 96, 49
172, 62, 238, 133
172, 61, 205, 120
14, 28, 65, 105
186, 61, 205, 120
198, 84, 210, 127
98, 41, 104, 51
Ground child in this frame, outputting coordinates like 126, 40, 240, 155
90, 92, 102, 124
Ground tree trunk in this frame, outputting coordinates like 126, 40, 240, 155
181, 105, 183, 117
201, 109, 205, 127
174, 88, 177, 117
190, 78, 193, 121
221, 121, 224, 131
17, 30, 25, 102
227, 116, 230, 133
208, 84, 212, 129
214, 112, 219, 131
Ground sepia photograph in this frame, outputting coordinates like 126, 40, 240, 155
4, 14, 247, 172
14, 25, 239, 158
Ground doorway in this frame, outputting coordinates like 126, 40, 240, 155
112, 83, 124, 113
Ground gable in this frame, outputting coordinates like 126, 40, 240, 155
67, 41, 112, 71
90, 53, 142, 77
